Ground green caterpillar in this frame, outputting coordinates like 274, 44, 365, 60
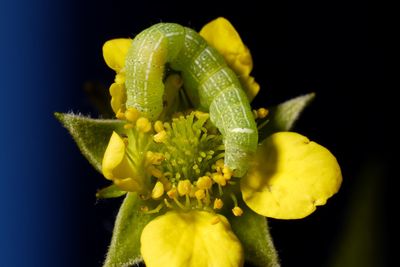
125, 23, 257, 177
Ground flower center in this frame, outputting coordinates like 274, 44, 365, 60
120, 108, 245, 216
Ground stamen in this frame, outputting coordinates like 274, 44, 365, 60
195, 189, 205, 208
164, 198, 173, 208
154, 130, 167, 143
222, 166, 232, 180
167, 188, 177, 199
136, 117, 152, 132
144, 203, 164, 214
154, 120, 164, 133
196, 176, 212, 190
212, 173, 226, 186
230, 194, 243, 216
232, 206, 244, 217
177, 180, 192, 196
230, 193, 239, 207
173, 197, 186, 209
125, 107, 140, 122
195, 189, 205, 200
213, 198, 224, 209
257, 108, 269, 119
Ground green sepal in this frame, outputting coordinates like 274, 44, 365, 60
259, 93, 315, 141
229, 203, 280, 267
103, 193, 157, 267
54, 112, 124, 173
96, 184, 127, 199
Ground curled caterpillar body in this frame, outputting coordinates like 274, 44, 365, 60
125, 23, 257, 177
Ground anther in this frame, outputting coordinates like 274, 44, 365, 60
213, 198, 224, 209
125, 108, 140, 122
154, 120, 164, 133
232, 206, 244, 216
167, 188, 177, 199
177, 180, 192, 196
222, 166, 232, 180
257, 108, 269, 119
212, 173, 226, 186
195, 189, 205, 200
151, 181, 164, 199
196, 176, 212, 190
154, 130, 167, 143
136, 117, 152, 132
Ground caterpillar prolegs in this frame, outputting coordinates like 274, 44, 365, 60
125, 23, 258, 177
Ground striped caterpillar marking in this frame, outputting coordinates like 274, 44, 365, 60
125, 23, 257, 177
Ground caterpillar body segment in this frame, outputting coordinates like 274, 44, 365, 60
125, 23, 258, 177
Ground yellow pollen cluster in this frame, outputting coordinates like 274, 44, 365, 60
253, 107, 269, 119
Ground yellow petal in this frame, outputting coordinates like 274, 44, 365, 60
200, 17, 247, 60
102, 132, 143, 192
240, 75, 260, 102
102, 38, 132, 72
241, 132, 342, 219
141, 210, 244, 267
109, 82, 126, 114
200, 18, 259, 101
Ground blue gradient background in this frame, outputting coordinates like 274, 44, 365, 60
1, 0, 388, 266
1, 0, 82, 266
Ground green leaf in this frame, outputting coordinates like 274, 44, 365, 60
229, 205, 280, 267
96, 184, 127, 199
104, 193, 157, 267
259, 93, 315, 141
54, 112, 124, 173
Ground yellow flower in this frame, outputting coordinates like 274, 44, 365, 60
100, 19, 342, 267
102, 38, 132, 114
200, 17, 260, 102
241, 132, 342, 219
